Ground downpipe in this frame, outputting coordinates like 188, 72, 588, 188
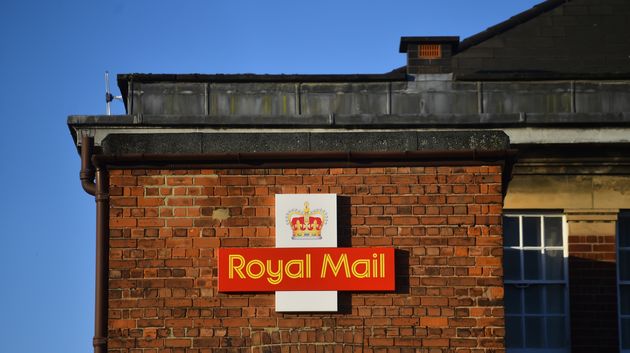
80, 136, 96, 196
80, 136, 109, 353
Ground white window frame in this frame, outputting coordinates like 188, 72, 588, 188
618, 211, 630, 353
503, 213, 571, 353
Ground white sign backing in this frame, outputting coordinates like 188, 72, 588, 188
274, 193, 338, 312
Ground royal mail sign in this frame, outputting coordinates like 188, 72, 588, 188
218, 247, 395, 292
217, 194, 396, 312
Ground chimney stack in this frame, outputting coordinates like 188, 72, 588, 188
399, 36, 459, 75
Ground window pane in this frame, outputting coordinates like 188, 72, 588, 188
524, 250, 543, 280
546, 316, 566, 348
523, 217, 541, 246
505, 285, 522, 314
545, 250, 565, 280
505, 316, 524, 348
621, 285, 630, 316
524, 285, 544, 314
546, 285, 565, 314
621, 249, 630, 281
525, 316, 545, 348
504, 248, 521, 281
622, 318, 630, 350
544, 217, 563, 246
504, 216, 520, 247
620, 215, 630, 247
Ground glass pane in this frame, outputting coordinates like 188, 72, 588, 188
525, 316, 545, 348
524, 285, 544, 314
504, 216, 519, 247
545, 250, 565, 280
523, 217, 541, 247
621, 249, 630, 281
622, 318, 630, 350
524, 250, 542, 280
505, 316, 524, 348
544, 217, 563, 246
546, 316, 567, 348
620, 215, 630, 247
546, 285, 565, 314
504, 248, 521, 281
621, 285, 630, 316
505, 285, 522, 314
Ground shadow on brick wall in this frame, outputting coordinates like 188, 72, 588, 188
395, 249, 410, 295
568, 256, 619, 353
337, 195, 352, 247
335, 196, 411, 313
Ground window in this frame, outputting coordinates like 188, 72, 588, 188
503, 214, 570, 352
619, 212, 630, 352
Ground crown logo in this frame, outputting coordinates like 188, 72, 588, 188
286, 202, 327, 240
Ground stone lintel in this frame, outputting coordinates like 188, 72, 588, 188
565, 209, 619, 236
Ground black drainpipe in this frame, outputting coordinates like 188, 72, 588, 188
79, 135, 109, 353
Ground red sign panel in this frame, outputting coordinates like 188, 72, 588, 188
218, 247, 395, 292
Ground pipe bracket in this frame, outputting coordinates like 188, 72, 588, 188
92, 337, 107, 346
95, 193, 109, 202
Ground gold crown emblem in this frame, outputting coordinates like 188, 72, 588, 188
286, 202, 327, 240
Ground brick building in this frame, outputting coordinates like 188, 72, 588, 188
68, 0, 630, 352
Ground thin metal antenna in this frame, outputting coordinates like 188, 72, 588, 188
105, 71, 123, 115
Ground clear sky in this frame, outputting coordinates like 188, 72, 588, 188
0, 1, 541, 352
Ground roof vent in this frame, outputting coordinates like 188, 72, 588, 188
419, 44, 442, 59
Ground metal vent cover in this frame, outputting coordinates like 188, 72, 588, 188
419, 44, 441, 59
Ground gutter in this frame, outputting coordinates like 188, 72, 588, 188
79, 136, 109, 353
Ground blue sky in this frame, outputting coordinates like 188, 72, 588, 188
0, 1, 541, 352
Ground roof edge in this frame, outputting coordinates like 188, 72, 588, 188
117, 72, 409, 109
117, 72, 407, 85
455, 71, 630, 81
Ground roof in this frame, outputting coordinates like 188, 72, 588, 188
457, 0, 567, 52
397, 0, 568, 56
451, 0, 630, 78
115, 0, 630, 97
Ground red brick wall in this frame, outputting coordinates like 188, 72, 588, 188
107, 166, 505, 353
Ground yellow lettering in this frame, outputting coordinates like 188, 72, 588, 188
246, 259, 265, 279
351, 259, 370, 278
306, 254, 311, 278
372, 253, 378, 277
380, 253, 385, 278
266, 259, 283, 285
321, 253, 350, 278
229, 254, 246, 279
285, 259, 304, 279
